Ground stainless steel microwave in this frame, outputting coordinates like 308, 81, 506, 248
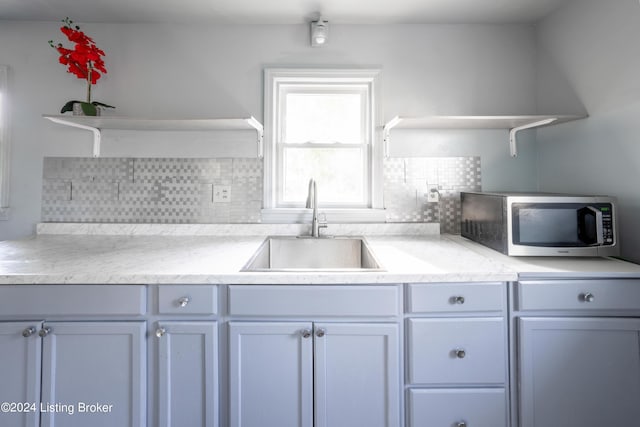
461, 192, 619, 256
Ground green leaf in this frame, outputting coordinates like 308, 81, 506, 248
60, 100, 114, 115
91, 101, 115, 109
60, 100, 83, 114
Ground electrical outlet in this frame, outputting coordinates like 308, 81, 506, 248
426, 184, 440, 203
213, 185, 231, 203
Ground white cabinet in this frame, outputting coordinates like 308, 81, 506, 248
227, 284, 401, 427
0, 320, 146, 427
405, 282, 508, 427
156, 321, 218, 427
0, 321, 42, 427
313, 322, 399, 427
153, 285, 219, 427
40, 321, 146, 427
518, 317, 640, 427
228, 321, 399, 427
229, 322, 313, 427
514, 279, 640, 427
0, 285, 147, 427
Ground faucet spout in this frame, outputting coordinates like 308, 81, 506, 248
306, 179, 327, 237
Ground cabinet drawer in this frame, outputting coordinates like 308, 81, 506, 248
407, 282, 504, 314
407, 318, 505, 385
228, 285, 400, 317
0, 285, 146, 316
408, 388, 506, 427
157, 285, 217, 315
517, 279, 640, 312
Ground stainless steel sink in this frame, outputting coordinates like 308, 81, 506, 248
241, 236, 385, 272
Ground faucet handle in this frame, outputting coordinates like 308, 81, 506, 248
317, 213, 329, 237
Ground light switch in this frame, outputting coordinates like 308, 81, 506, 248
213, 185, 231, 203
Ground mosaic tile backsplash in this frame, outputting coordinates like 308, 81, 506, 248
383, 157, 481, 234
42, 156, 481, 233
42, 158, 262, 223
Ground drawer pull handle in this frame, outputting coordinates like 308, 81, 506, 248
451, 296, 465, 305
177, 297, 190, 307
456, 422, 467, 427
454, 349, 466, 359
580, 292, 595, 303
22, 327, 36, 338
301, 329, 312, 339
38, 327, 51, 338
155, 327, 167, 338
316, 328, 326, 338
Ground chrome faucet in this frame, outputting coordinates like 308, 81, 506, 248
305, 179, 327, 237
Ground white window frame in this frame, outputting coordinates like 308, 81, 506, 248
0, 66, 10, 220
262, 68, 385, 223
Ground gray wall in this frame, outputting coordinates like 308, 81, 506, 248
0, 21, 542, 240
536, 0, 640, 263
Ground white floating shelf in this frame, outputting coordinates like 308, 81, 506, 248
382, 114, 586, 157
43, 115, 264, 158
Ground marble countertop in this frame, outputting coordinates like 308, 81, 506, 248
0, 223, 638, 284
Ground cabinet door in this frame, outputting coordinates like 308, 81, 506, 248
157, 321, 218, 427
519, 317, 640, 427
229, 322, 313, 427
0, 321, 42, 427
40, 321, 146, 427
314, 323, 400, 427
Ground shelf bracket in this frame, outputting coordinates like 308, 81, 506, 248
45, 116, 102, 157
245, 116, 264, 158
509, 118, 557, 158
383, 116, 402, 158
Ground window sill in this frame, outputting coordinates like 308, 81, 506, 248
260, 208, 387, 224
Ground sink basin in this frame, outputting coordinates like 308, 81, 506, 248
241, 236, 385, 272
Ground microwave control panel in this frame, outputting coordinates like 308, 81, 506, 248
599, 204, 615, 245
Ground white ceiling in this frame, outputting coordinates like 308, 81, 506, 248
0, 0, 572, 24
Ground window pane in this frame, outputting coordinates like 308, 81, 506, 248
284, 93, 362, 144
282, 147, 365, 204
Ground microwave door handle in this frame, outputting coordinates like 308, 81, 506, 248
586, 206, 604, 245
594, 207, 604, 245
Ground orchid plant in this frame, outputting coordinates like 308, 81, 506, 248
49, 17, 114, 116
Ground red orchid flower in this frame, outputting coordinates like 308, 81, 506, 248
49, 17, 109, 107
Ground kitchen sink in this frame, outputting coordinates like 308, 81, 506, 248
241, 236, 385, 272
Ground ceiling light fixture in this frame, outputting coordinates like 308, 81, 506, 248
310, 18, 328, 47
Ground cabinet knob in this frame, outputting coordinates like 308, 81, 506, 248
177, 297, 190, 307
454, 349, 466, 359
38, 327, 51, 338
300, 329, 312, 339
155, 327, 167, 338
456, 422, 467, 427
580, 292, 595, 303
451, 296, 465, 305
22, 326, 36, 337
315, 328, 326, 338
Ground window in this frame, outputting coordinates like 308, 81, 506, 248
263, 69, 384, 220
0, 65, 9, 220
